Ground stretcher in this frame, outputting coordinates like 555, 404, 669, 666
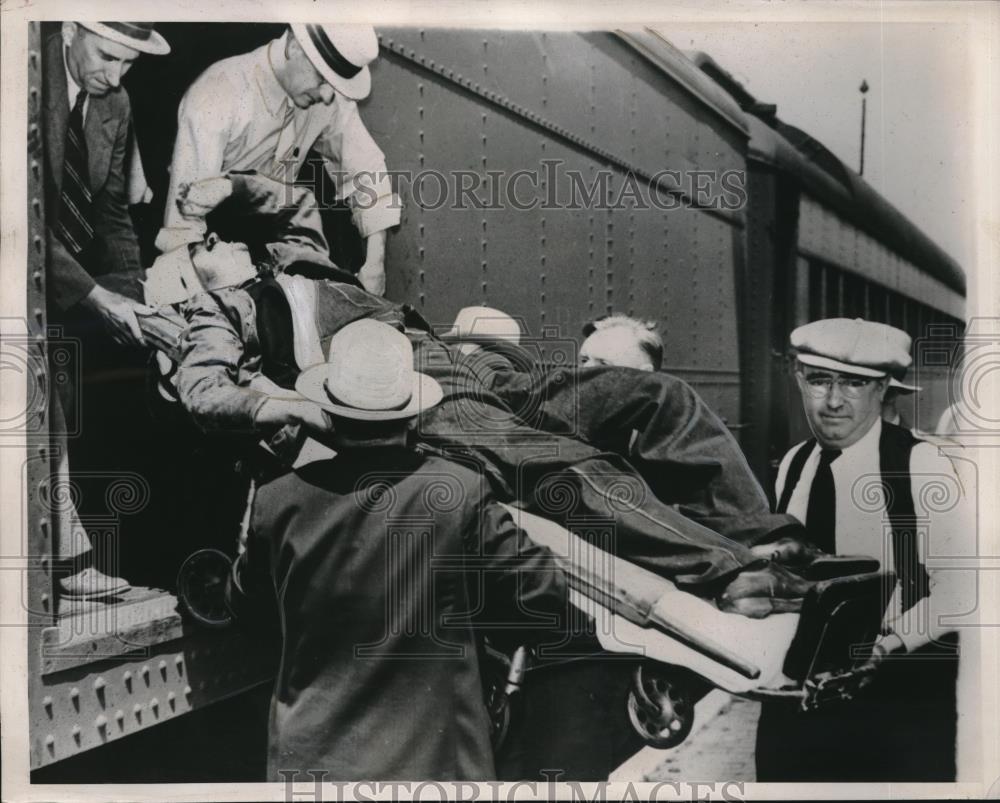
176, 502, 895, 755
486, 505, 896, 750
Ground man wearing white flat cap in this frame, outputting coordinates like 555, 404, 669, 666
163, 24, 399, 295
756, 317, 971, 781
230, 318, 567, 780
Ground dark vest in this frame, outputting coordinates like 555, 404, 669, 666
776, 422, 931, 611
246, 275, 420, 389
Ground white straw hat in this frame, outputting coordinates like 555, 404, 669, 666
296, 319, 443, 421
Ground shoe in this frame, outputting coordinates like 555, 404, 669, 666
59, 567, 131, 600
717, 562, 815, 619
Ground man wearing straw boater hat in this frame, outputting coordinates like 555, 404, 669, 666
228, 318, 567, 780
43, 21, 169, 599
755, 318, 970, 781
163, 23, 398, 296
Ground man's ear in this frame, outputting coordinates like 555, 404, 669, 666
61, 22, 79, 49
876, 377, 890, 401
285, 30, 303, 60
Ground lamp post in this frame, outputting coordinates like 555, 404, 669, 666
859, 79, 870, 176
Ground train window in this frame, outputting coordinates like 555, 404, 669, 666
867, 283, 887, 322
841, 272, 865, 319
808, 261, 825, 321
887, 291, 905, 330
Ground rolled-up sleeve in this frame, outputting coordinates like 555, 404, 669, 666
163, 69, 237, 233
314, 99, 401, 238
175, 288, 270, 432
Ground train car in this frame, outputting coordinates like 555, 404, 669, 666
24, 23, 965, 781
691, 52, 966, 481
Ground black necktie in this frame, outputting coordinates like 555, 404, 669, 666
56, 91, 95, 257
806, 448, 841, 554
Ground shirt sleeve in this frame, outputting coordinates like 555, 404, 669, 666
175, 287, 270, 432
314, 98, 401, 238
163, 69, 238, 234
888, 443, 976, 653
774, 446, 796, 513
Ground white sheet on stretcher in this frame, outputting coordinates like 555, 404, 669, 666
503, 504, 800, 694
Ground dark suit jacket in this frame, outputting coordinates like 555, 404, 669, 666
43, 33, 143, 310
238, 446, 567, 781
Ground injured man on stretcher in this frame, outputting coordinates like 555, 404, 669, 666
141, 172, 893, 692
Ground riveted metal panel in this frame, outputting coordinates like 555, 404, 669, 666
24, 20, 59, 770
30, 627, 276, 768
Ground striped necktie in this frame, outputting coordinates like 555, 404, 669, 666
56, 91, 96, 257
806, 448, 842, 554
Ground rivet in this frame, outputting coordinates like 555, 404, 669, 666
167, 692, 177, 710
115, 709, 125, 727
183, 685, 192, 697
42, 695, 53, 715
150, 697, 160, 717
123, 670, 133, 691
174, 655, 184, 674
95, 714, 107, 729
140, 665, 150, 684
45, 734, 55, 751
158, 659, 168, 679
71, 725, 81, 742
94, 677, 106, 692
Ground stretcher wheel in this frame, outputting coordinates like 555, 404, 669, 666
177, 549, 234, 628
626, 663, 694, 749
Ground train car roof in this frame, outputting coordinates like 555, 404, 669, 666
690, 51, 966, 297
616, 30, 750, 139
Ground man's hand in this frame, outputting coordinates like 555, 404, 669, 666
357, 262, 386, 296
177, 176, 234, 219
254, 397, 334, 436
80, 286, 153, 347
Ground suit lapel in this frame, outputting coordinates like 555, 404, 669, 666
85, 97, 118, 194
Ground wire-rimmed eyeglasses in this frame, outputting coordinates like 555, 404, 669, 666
797, 372, 878, 399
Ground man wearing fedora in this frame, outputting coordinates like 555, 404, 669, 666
229, 318, 568, 780
163, 24, 398, 296
43, 22, 169, 599
755, 318, 970, 781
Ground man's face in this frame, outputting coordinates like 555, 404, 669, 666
580, 328, 653, 371
190, 233, 256, 290
797, 365, 888, 449
283, 35, 336, 108
63, 24, 139, 97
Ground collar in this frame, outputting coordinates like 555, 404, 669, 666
836, 417, 882, 463
254, 37, 293, 118
63, 45, 84, 111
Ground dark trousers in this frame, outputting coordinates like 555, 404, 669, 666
755, 634, 960, 781
413, 339, 796, 592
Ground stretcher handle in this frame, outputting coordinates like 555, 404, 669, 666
566, 567, 761, 680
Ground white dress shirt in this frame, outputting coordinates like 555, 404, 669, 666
164, 36, 400, 239
63, 47, 88, 119
776, 419, 975, 652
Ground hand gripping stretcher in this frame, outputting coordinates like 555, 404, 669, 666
485, 505, 896, 751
